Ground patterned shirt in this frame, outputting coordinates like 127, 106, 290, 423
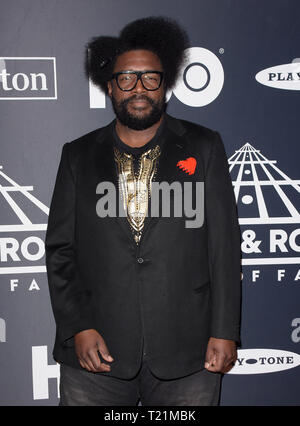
112, 118, 166, 245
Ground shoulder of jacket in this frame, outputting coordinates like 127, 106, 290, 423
62, 122, 112, 166
181, 117, 217, 139
66, 122, 111, 150
59, 122, 112, 177
167, 115, 219, 164
166, 114, 217, 141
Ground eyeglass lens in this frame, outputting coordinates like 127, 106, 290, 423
117, 72, 161, 90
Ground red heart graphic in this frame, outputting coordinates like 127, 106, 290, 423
176, 157, 197, 175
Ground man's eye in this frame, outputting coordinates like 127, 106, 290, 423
144, 74, 158, 81
120, 75, 133, 81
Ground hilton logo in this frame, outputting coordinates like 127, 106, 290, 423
0, 57, 57, 100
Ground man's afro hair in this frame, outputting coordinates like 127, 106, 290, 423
84, 16, 190, 94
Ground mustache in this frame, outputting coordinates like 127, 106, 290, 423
123, 95, 154, 105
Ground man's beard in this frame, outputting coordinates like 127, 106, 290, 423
111, 93, 167, 130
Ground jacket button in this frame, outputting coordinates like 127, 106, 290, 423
137, 257, 144, 264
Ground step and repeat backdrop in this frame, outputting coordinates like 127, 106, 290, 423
0, 0, 299, 406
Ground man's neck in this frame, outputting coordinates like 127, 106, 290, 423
115, 115, 164, 148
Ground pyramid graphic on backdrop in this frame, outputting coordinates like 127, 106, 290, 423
229, 143, 300, 225
0, 165, 49, 232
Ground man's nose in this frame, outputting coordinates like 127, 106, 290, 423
134, 78, 146, 93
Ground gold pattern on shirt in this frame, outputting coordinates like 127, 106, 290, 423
114, 145, 161, 244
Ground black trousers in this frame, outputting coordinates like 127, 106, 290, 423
59, 352, 221, 406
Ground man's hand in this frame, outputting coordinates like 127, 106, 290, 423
204, 337, 237, 373
74, 329, 114, 373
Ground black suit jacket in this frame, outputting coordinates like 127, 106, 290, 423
45, 113, 241, 379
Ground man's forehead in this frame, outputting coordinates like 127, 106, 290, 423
113, 49, 163, 71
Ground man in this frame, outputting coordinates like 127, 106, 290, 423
45, 16, 241, 406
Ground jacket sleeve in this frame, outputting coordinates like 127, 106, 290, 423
205, 131, 242, 344
45, 142, 95, 345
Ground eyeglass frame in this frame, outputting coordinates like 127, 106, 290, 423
111, 70, 164, 91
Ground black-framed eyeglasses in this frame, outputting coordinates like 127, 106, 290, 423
111, 70, 164, 91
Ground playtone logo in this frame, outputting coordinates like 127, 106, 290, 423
255, 58, 300, 91
227, 349, 300, 374
0, 57, 57, 100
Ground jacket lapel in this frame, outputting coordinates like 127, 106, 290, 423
94, 122, 137, 244
138, 114, 192, 244
155, 114, 189, 183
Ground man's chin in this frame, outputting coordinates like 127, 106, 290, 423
127, 110, 152, 121
112, 99, 166, 130
125, 120, 155, 131
121, 114, 160, 130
